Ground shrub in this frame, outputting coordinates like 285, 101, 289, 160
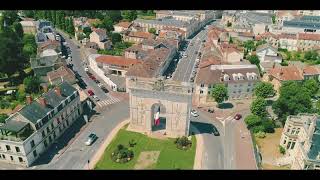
0, 114, 9, 124
128, 139, 136, 147
111, 144, 134, 163
279, 145, 286, 155
175, 136, 192, 150
255, 131, 266, 139
261, 120, 275, 133
252, 125, 265, 134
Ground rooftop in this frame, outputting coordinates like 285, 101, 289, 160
307, 119, 320, 160
95, 55, 142, 68
268, 66, 304, 81
114, 21, 133, 28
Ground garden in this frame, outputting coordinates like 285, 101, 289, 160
95, 127, 196, 170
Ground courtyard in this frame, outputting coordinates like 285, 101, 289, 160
95, 126, 196, 170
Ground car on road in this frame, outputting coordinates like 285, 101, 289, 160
234, 114, 242, 120
86, 71, 93, 76
191, 110, 199, 117
93, 95, 100, 101
101, 86, 109, 93
208, 108, 214, 113
89, 75, 96, 80
94, 79, 100, 84
85, 133, 98, 146
212, 126, 220, 136
88, 90, 94, 96
97, 83, 103, 87
84, 67, 89, 72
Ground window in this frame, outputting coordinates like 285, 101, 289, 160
53, 131, 56, 139
287, 141, 292, 149
33, 150, 37, 158
66, 119, 69, 126
18, 157, 23, 162
6, 145, 11, 151
10, 156, 13, 161
2, 154, 5, 159
283, 140, 287, 145
49, 136, 52, 143
42, 131, 46, 138
291, 142, 296, 149
286, 128, 290, 133
51, 123, 54, 130
200, 83, 204, 87
30, 140, 35, 148
200, 90, 203, 94
44, 140, 48, 148
46, 127, 50, 134
57, 118, 61, 124
247, 88, 250, 92
15, 147, 20, 153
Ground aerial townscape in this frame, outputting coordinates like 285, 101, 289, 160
1, 10, 320, 170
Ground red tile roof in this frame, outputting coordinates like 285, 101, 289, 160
128, 31, 155, 39
268, 66, 304, 81
115, 21, 132, 28
278, 33, 297, 40
95, 55, 142, 68
92, 28, 106, 36
303, 66, 320, 75
298, 33, 320, 41
47, 66, 75, 81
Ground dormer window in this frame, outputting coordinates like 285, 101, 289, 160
200, 83, 205, 88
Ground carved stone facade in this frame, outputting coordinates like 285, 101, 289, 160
127, 77, 192, 138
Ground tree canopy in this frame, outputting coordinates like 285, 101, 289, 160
250, 97, 268, 117
110, 32, 122, 44
121, 10, 137, 21
210, 84, 228, 105
272, 81, 313, 123
247, 55, 260, 65
23, 76, 41, 94
254, 82, 275, 98
303, 79, 319, 96
148, 28, 157, 35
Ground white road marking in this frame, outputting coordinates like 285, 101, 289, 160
96, 96, 121, 107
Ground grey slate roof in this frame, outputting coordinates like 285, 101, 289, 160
307, 119, 320, 161
19, 82, 77, 125
0, 120, 29, 132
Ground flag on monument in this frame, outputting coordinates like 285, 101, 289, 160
154, 111, 160, 126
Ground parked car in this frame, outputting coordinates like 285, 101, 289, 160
208, 108, 214, 113
191, 110, 199, 117
212, 126, 220, 136
101, 87, 109, 93
97, 83, 103, 88
86, 71, 92, 76
234, 114, 242, 120
88, 90, 94, 96
89, 75, 96, 80
94, 79, 100, 84
85, 133, 98, 146
93, 95, 100, 101
84, 67, 89, 72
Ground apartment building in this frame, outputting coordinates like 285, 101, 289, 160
282, 16, 320, 34
194, 64, 259, 106
89, 28, 112, 50
0, 82, 82, 167
279, 113, 320, 170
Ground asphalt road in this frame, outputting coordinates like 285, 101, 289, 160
34, 101, 129, 169
172, 29, 207, 83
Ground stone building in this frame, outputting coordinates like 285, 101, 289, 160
279, 113, 320, 169
0, 82, 82, 167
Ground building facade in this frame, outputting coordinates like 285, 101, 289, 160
0, 82, 82, 167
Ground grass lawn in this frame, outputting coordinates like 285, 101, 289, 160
255, 128, 288, 169
95, 129, 196, 170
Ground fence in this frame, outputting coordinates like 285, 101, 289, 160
250, 131, 263, 169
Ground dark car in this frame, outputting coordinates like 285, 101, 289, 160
208, 108, 214, 113
88, 90, 94, 96
86, 71, 93, 76
234, 114, 242, 120
94, 79, 100, 84
101, 87, 109, 93
212, 126, 220, 136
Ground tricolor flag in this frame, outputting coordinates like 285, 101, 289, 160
154, 110, 160, 126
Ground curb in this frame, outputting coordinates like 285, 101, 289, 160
192, 126, 204, 170
87, 119, 130, 169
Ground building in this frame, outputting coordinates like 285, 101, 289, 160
194, 64, 259, 106
113, 21, 133, 33
30, 49, 64, 77
266, 66, 304, 92
37, 40, 61, 54
35, 32, 48, 45
256, 32, 279, 48
218, 43, 244, 63
275, 10, 300, 26
279, 114, 320, 169
0, 82, 82, 167
47, 66, 76, 85
89, 28, 112, 50
256, 44, 282, 72
20, 20, 37, 34
297, 33, 320, 51
303, 66, 320, 81
282, 16, 320, 34
123, 31, 155, 44
278, 33, 299, 51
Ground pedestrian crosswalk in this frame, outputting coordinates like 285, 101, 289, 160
95, 96, 121, 107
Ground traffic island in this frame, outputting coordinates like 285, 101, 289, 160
94, 128, 196, 170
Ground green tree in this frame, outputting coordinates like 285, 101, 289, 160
0, 11, 19, 27
247, 54, 260, 65
261, 120, 275, 133
304, 50, 318, 61
254, 82, 275, 98
272, 15, 276, 24
83, 26, 92, 37
229, 36, 233, 44
250, 97, 268, 117
12, 22, 24, 39
66, 17, 75, 35
110, 32, 122, 44
121, 10, 137, 21
244, 114, 262, 129
22, 34, 37, 58
243, 40, 255, 52
22, 10, 35, 18
105, 10, 122, 23
210, 84, 228, 106
23, 76, 41, 94
99, 16, 114, 31
148, 27, 156, 35
272, 81, 313, 124
0, 114, 9, 124
303, 79, 319, 96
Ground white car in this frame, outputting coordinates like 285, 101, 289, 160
97, 83, 103, 87
84, 67, 89, 72
93, 95, 100, 101
85, 133, 98, 146
191, 110, 199, 117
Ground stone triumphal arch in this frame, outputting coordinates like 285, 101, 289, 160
127, 77, 193, 138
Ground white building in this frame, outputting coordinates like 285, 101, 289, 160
0, 82, 82, 167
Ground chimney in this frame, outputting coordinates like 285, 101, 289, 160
39, 97, 47, 107
55, 87, 61, 96
42, 84, 48, 93
26, 95, 33, 105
